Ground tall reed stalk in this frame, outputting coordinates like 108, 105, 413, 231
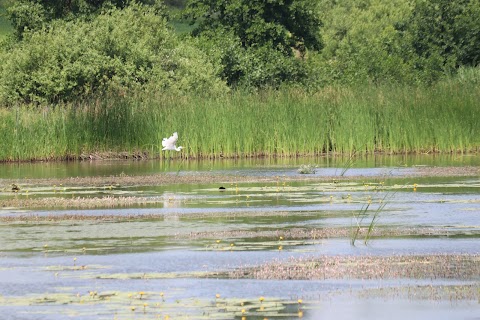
350, 186, 397, 246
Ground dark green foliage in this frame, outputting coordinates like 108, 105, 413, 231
0, 3, 228, 104
0, 1, 13, 40
192, 31, 309, 88
314, 0, 480, 85
185, 0, 322, 53
5, 1, 46, 39
163, 0, 187, 8
406, 0, 480, 82
6, 0, 165, 38
184, 0, 322, 88
2, 0, 479, 103
316, 0, 416, 85
456, 1, 480, 66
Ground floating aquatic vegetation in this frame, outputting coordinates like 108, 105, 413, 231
0, 291, 311, 319
45, 264, 108, 272
199, 239, 316, 252
357, 284, 480, 301
231, 254, 480, 281
93, 271, 225, 280
297, 164, 317, 174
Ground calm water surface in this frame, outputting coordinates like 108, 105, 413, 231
1, 153, 479, 179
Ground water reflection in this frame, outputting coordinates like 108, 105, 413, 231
1, 153, 479, 179
162, 192, 183, 209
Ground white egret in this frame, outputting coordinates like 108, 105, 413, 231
162, 132, 183, 151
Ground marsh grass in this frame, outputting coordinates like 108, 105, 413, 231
337, 151, 357, 176
350, 184, 398, 246
0, 80, 479, 161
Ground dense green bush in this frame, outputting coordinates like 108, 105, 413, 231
0, 1, 13, 40
315, 0, 415, 85
406, 0, 480, 82
6, 0, 166, 39
316, 0, 480, 85
191, 31, 310, 88
185, 0, 322, 53
184, 0, 322, 89
0, 3, 228, 104
2, 0, 479, 100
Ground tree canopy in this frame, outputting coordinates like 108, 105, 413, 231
0, 3, 227, 103
185, 0, 322, 54
0, 0, 479, 104
183, 0, 322, 88
6, 0, 165, 38
408, 0, 480, 78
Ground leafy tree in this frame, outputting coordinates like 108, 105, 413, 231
407, 0, 480, 81
315, 0, 415, 85
183, 0, 322, 88
163, 0, 187, 8
306, 0, 480, 85
0, 3, 228, 104
185, 0, 322, 54
6, 0, 165, 38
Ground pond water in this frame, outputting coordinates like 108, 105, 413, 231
0, 155, 479, 319
1, 153, 479, 179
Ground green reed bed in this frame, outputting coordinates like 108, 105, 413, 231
373, 82, 480, 153
0, 82, 479, 161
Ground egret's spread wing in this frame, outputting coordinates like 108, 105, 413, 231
162, 132, 178, 148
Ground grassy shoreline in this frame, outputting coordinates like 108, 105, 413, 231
1, 83, 479, 162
